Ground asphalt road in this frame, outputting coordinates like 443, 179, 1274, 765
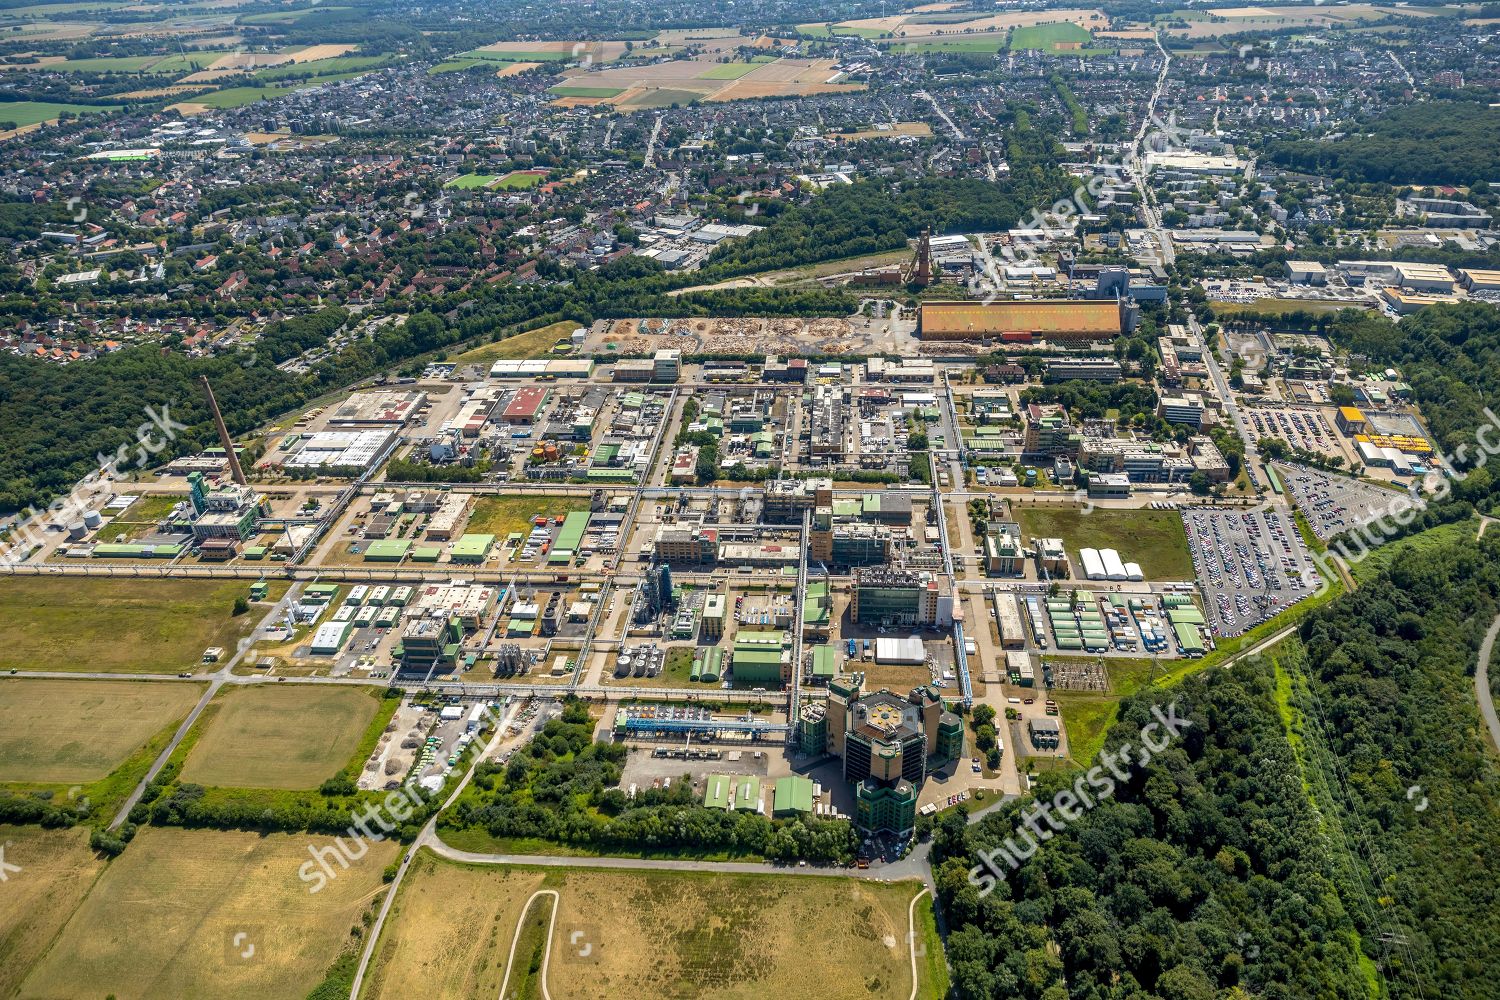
1474, 614, 1500, 756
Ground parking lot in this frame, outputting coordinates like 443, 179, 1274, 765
1244, 404, 1349, 462
1274, 462, 1416, 540
1183, 507, 1321, 637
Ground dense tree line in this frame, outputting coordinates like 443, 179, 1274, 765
1266, 102, 1500, 186
934, 663, 1374, 1000
442, 701, 859, 862
932, 527, 1500, 999
701, 127, 1078, 278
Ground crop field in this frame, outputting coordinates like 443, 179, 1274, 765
0, 824, 107, 1000
364, 853, 944, 1000
465, 493, 592, 540
16, 827, 398, 1000
699, 61, 760, 79
0, 677, 202, 783
0, 100, 120, 127
0, 576, 285, 674
548, 56, 862, 108
1009, 21, 1095, 50
549, 85, 625, 98
1014, 505, 1194, 580
178, 685, 384, 789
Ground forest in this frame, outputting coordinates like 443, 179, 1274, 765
1265, 102, 1500, 186
931, 529, 1500, 1000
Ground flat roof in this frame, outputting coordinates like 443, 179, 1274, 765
773, 776, 814, 814
920, 299, 1121, 336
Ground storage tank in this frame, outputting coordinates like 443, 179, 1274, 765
83, 510, 103, 529
67, 522, 86, 539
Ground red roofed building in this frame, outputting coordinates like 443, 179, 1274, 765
501, 386, 550, 424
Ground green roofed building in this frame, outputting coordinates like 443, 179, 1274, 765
731, 630, 787, 686
733, 775, 762, 812
363, 539, 411, 562
704, 773, 733, 810
451, 533, 495, 563
773, 776, 815, 816
810, 645, 837, 682
1174, 621, 1205, 654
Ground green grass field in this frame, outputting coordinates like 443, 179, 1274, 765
892, 36, 1007, 54
187, 73, 364, 109
471, 48, 570, 61
0, 101, 120, 127
444, 173, 500, 189
464, 493, 592, 539
178, 685, 384, 790
0, 576, 286, 674
0, 677, 203, 784
1013, 505, 1194, 580
16, 827, 398, 1000
451, 320, 578, 367
495, 169, 544, 188
698, 61, 758, 79
549, 85, 625, 98
1010, 21, 1094, 50
254, 55, 390, 82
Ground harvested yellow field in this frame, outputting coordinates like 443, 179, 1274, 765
362, 853, 545, 999
0, 677, 202, 784
288, 43, 356, 62
497, 61, 540, 77
17, 827, 398, 1000
0, 825, 106, 1000
365, 853, 938, 1000
833, 121, 934, 140
179, 685, 382, 790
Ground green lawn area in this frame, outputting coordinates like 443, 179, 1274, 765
444, 173, 500, 189
0, 577, 287, 674
430, 58, 493, 74
893, 36, 1007, 54
0, 101, 120, 127
608, 645, 701, 687
466, 48, 569, 62
465, 493, 592, 540
450, 320, 578, 366
548, 85, 625, 98
698, 61, 758, 79
1010, 21, 1094, 50
1014, 505, 1194, 580
494, 169, 545, 189
1212, 297, 1370, 318
254, 55, 390, 82
94, 494, 183, 542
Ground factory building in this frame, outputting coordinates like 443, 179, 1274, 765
761, 477, 833, 524
811, 674, 963, 837
918, 299, 1128, 344
850, 567, 953, 628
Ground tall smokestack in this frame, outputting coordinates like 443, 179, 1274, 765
199, 375, 247, 485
